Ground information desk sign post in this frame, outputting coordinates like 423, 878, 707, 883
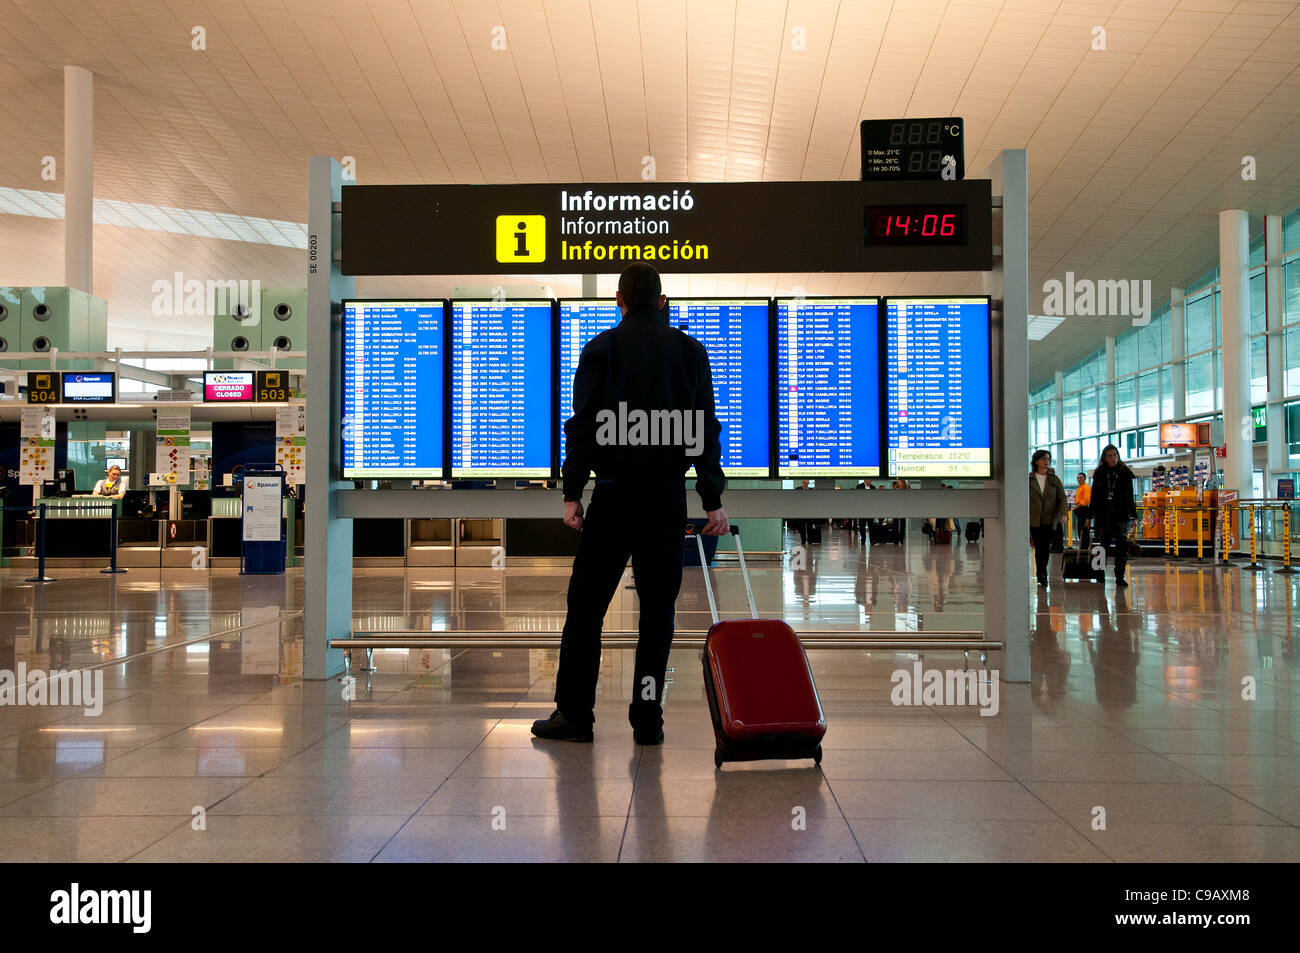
240, 465, 286, 575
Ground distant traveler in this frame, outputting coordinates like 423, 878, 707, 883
791, 479, 811, 544
533, 263, 727, 745
93, 464, 127, 499
1029, 450, 1066, 587
1090, 444, 1139, 588
1072, 472, 1092, 549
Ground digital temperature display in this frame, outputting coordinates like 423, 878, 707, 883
865, 205, 967, 246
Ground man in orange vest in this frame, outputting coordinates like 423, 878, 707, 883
1072, 472, 1092, 550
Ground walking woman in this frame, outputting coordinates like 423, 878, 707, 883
1089, 444, 1139, 587
1029, 450, 1067, 587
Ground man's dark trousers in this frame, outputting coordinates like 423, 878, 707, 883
555, 478, 687, 733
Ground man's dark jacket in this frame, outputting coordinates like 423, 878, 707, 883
562, 304, 725, 511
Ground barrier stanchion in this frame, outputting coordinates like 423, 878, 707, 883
1196, 506, 1204, 561
100, 504, 126, 575
1163, 502, 1171, 556
24, 503, 56, 583
1171, 504, 1180, 559
1220, 503, 1233, 564
1067, 509, 1074, 549
1245, 504, 1263, 571
1279, 504, 1296, 575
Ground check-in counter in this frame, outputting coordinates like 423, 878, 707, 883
456, 517, 503, 566
353, 518, 406, 567
163, 518, 211, 567
408, 518, 454, 566
18, 498, 163, 569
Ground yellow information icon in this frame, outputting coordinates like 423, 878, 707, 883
495, 215, 546, 263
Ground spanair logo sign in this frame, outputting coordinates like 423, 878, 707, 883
496, 215, 546, 263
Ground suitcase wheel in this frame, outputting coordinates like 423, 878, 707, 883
812, 745, 823, 766
714, 747, 725, 768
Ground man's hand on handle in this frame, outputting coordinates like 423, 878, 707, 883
702, 507, 729, 536
563, 499, 584, 532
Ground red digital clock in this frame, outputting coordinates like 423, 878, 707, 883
864, 205, 967, 246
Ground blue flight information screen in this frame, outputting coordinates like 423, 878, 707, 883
669, 299, 771, 477
776, 298, 882, 476
558, 299, 622, 467
885, 297, 992, 478
341, 300, 445, 479
450, 300, 553, 477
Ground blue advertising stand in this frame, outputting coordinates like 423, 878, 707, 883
239, 464, 286, 575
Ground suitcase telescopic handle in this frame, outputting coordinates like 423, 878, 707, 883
693, 526, 757, 624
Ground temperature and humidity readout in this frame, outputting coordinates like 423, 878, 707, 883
885, 297, 992, 478
669, 299, 771, 477
776, 298, 881, 477
341, 300, 445, 479
557, 299, 622, 468
451, 300, 553, 478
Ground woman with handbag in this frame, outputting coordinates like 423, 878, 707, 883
1089, 444, 1139, 587
1029, 450, 1067, 587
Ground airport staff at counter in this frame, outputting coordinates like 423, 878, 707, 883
92, 465, 127, 499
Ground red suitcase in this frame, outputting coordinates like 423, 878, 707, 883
695, 528, 826, 768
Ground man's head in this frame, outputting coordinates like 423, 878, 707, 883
1077, 472, 1087, 485
616, 263, 665, 315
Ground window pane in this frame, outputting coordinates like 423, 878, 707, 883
1250, 272, 1266, 335
1251, 336, 1267, 404
1187, 354, 1214, 415
1064, 394, 1079, 439
1286, 326, 1300, 398
1186, 294, 1214, 353
1116, 376, 1136, 429
1138, 371, 1160, 424
1160, 366, 1173, 420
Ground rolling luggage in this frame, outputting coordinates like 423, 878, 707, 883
696, 529, 826, 768
807, 521, 822, 544
1062, 543, 1105, 583
965, 519, 982, 542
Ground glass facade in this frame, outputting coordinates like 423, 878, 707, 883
1029, 206, 1300, 490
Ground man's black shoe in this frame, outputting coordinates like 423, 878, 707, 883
531, 710, 593, 742
633, 728, 665, 746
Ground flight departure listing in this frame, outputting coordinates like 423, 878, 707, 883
885, 297, 992, 478
776, 298, 882, 476
558, 299, 621, 467
669, 299, 771, 477
341, 300, 445, 479
451, 300, 553, 477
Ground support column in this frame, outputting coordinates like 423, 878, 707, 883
981, 150, 1029, 683
1265, 215, 1285, 480
1104, 336, 1117, 434
304, 157, 354, 680
1053, 370, 1064, 457
581, 274, 597, 298
63, 66, 93, 292
1219, 210, 1253, 494
1170, 287, 1186, 422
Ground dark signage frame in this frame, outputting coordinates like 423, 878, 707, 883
341, 179, 992, 276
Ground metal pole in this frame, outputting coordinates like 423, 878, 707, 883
25, 503, 55, 583
1279, 504, 1296, 574
101, 503, 126, 574
1196, 506, 1203, 561
1245, 504, 1263, 571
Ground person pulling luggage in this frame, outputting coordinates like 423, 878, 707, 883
1089, 444, 1139, 588
1029, 450, 1067, 587
532, 263, 727, 746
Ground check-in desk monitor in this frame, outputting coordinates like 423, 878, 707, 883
884, 296, 992, 478
775, 297, 882, 477
450, 299, 553, 478
341, 299, 447, 479
668, 298, 772, 477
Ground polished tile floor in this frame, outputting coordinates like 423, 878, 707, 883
1, 525, 1297, 862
